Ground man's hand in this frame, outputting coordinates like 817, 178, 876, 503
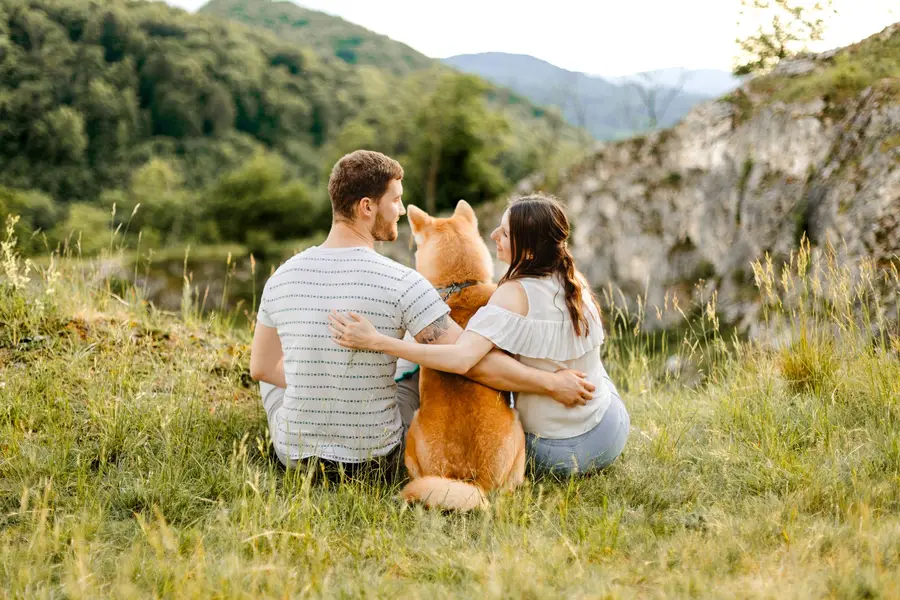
548, 369, 596, 407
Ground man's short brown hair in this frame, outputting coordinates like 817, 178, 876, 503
328, 150, 404, 220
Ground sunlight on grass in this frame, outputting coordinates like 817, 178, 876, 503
2, 215, 899, 597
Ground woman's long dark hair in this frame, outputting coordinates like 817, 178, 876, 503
498, 193, 595, 336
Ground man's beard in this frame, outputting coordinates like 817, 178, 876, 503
373, 213, 398, 242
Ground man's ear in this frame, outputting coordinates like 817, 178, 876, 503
407, 204, 433, 235
357, 196, 375, 219
453, 200, 477, 226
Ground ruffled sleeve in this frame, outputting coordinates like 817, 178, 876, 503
465, 304, 604, 361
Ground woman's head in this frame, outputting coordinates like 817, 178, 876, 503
492, 193, 595, 336
491, 194, 570, 270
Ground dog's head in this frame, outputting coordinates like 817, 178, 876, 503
407, 200, 494, 287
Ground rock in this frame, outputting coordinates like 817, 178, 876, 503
772, 58, 817, 76
385, 30, 899, 339
535, 55, 899, 333
664, 355, 683, 377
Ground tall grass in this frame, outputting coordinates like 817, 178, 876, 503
2, 216, 899, 597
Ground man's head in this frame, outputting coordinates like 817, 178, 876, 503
328, 150, 405, 242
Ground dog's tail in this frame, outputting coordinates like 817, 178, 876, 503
400, 476, 488, 511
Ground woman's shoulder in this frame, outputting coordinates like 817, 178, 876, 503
468, 286, 605, 361
488, 280, 528, 316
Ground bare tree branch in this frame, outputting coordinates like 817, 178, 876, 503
623, 70, 691, 131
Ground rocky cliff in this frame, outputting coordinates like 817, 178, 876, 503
389, 24, 898, 333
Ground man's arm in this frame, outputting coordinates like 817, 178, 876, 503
249, 322, 287, 388
414, 315, 594, 406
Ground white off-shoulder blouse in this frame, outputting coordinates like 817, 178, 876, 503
466, 275, 613, 439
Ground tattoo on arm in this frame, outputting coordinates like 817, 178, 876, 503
416, 314, 451, 344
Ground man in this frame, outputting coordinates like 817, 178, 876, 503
250, 150, 594, 468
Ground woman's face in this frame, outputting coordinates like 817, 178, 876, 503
490, 209, 512, 265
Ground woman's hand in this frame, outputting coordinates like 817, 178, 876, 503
329, 311, 385, 352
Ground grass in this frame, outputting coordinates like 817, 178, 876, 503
2, 215, 900, 597
731, 24, 899, 123
767, 25, 900, 105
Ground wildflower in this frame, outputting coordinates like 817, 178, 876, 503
2, 215, 32, 291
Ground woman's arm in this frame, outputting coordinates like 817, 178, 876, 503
329, 311, 495, 374
329, 281, 529, 375
466, 351, 593, 406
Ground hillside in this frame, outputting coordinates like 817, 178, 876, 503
197, 0, 589, 167
506, 22, 900, 333
443, 52, 718, 139
198, 1, 738, 141
3, 14, 899, 595
3, 174, 900, 595
198, 0, 432, 75
0, 0, 583, 256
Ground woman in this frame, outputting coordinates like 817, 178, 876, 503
329, 194, 629, 476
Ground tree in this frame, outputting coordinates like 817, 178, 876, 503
0, 186, 60, 254
0, 0, 577, 253
29, 107, 88, 164
550, 72, 594, 150
203, 152, 327, 250
118, 159, 197, 246
623, 71, 690, 131
408, 73, 509, 215
733, 0, 836, 76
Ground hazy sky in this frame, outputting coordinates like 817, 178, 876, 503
165, 0, 897, 76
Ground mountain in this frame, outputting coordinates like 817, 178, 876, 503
605, 68, 741, 97
442, 53, 727, 140
196, 2, 576, 126
443, 53, 619, 95
198, 0, 432, 75
197, 0, 589, 207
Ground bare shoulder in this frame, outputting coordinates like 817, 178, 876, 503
488, 280, 528, 316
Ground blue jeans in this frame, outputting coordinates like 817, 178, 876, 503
525, 389, 630, 476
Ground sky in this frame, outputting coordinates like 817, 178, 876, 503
165, 0, 897, 76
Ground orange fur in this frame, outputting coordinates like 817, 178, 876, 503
399, 477, 488, 511
400, 201, 526, 511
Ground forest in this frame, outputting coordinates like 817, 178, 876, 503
0, 0, 581, 256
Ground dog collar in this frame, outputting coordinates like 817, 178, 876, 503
435, 280, 481, 301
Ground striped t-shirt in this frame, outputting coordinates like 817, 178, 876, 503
257, 245, 449, 463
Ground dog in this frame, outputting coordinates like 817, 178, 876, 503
399, 200, 526, 510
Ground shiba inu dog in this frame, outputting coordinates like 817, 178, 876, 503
400, 201, 525, 510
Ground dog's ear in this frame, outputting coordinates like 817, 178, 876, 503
407, 204, 432, 234
453, 200, 477, 226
